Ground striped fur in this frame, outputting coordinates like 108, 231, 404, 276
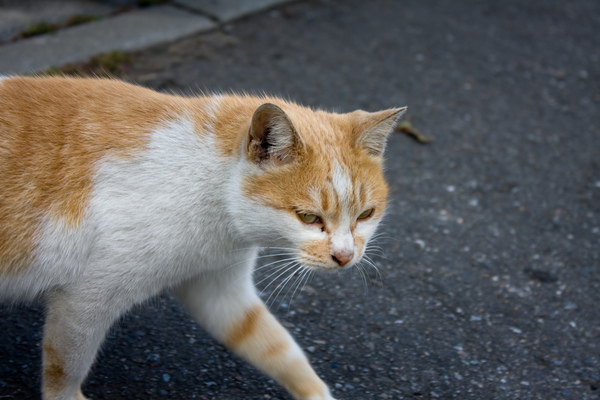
0, 76, 405, 400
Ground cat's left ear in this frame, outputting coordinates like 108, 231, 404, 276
246, 103, 305, 166
354, 106, 407, 157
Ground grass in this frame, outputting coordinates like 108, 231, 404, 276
14, 0, 168, 40
39, 50, 133, 78
39, 67, 64, 77
65, 14, 101, 27
90, 51, 132, 74
19, 22, 59, 39
14, 14, 101, 41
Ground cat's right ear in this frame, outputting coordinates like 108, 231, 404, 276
246, 103, 304, 167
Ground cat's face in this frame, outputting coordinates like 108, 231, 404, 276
234, 102, 405, 271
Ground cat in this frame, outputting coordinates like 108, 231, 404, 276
0, 75, 405, 400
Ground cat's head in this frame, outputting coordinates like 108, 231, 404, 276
230, 100, 405, 271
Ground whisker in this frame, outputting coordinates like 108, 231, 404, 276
261, 246, 301, 252
309, 269, 317, 287
220, 251, 296, 276
252, 256, 298, 276
266, 263, 302, 309
355, 264, 368, 294
361, 264, 372, 293
224, 255, 298, 290
364, 246, 386, 257
362, 255, 384, 285
371, 233, 399, 244
231, 239, 294, 253
256, 261, 298, 297
364, 251, 389, 263
259, 268, 298, 306
286, 266, 312, 314
280, 267, 305, 309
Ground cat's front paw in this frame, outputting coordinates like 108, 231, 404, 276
300, 388, 336, 400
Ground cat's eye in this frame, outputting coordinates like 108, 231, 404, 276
296, 211, 320, 224
358, 208, 374, 220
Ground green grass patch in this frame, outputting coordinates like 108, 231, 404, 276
37, 51, 133, 78
20, 22, 59, 38
65, 14, 101, 27
39, 67, 65, 77
91, 51, 132, 74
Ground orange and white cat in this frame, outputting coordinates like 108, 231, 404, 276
0, 76, 405, 400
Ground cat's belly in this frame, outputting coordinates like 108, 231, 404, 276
0, 201, 250, 302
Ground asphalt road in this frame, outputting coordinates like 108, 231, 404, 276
1, 0, 599, 399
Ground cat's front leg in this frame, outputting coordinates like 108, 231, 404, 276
173, 268, 335, 400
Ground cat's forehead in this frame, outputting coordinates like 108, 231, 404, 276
244, 148, 386, 213
293, 110, 354, 149
308, 156, 387, 225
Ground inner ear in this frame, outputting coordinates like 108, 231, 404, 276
355, 107, 407, 157
247, 103, 304, 166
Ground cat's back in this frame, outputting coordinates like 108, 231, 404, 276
0, 75, 180, 140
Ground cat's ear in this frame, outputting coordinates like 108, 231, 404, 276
354, 107, 407, 157
247, 103, 304, 166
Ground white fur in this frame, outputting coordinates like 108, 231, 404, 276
330, 230, 355, 259
0, 217, 97, 301
329, 160, 357, 262
332, 159, 352, 210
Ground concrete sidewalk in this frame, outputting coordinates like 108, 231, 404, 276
0, 0, 295, 75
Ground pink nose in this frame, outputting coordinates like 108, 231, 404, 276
332, 252, 353, 267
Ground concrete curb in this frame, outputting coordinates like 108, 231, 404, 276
0, 0, 296, 75
174, 0, 294, 22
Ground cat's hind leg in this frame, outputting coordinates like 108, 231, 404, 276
42, 288, 122, 400
173, 265, 335, 400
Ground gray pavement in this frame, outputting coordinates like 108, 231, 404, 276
1, 0, 600, 400
0, 0, 116, 44
0, 0, 295, 74
0, 5, 215, 74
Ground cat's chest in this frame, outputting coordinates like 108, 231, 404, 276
94, 118, 236, 249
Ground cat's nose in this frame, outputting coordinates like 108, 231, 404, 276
331, 252, 353, 267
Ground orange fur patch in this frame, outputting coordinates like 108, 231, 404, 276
42, 343, 66, 396
301, 239, 331, 265
225, 304, 290, 359
0, 76, 200, 275
225, 304, 265, 348
224, 304, 326, 398
354, 234, 366, 253
263, 338, 291, 359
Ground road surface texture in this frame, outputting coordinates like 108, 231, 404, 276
1, 0, 599, 399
